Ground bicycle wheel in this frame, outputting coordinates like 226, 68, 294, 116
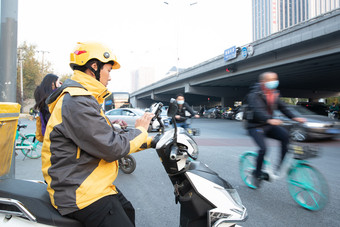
287, 163, 329, 211
239, 152, 258, 189
20, 134, 42, 159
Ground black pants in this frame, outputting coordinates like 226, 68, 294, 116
248, 125, 289, 178
66, 189, 135, 227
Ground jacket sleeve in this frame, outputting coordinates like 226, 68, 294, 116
184, 102, 196, 116
61, 94, 148, 162
248, 92, 271, 123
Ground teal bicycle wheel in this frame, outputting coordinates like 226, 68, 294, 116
239, 152, 258, 189
20, 134, 42, 159
287, 163, 329, 211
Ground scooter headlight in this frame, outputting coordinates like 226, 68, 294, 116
208, 189, 247, 227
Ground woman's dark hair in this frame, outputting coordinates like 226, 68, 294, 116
34, 74, 59, 111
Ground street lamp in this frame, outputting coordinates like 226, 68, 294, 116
163, 1, 198, 76
36, 50, 50, 78
17, 48, 24, 105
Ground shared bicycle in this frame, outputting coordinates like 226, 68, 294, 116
15, 124, 42, 159
239, 142, 329, 211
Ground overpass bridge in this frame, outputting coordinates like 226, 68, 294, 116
131, 9, 340, 108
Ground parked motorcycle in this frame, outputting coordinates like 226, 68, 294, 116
149, 100, 247, 227
112, 120, 137, 174
222, 108, 235, 120
118, 155, 136, 174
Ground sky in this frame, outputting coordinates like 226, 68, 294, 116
18, 0, 252, 92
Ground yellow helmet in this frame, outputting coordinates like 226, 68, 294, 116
70, 42, 120, 70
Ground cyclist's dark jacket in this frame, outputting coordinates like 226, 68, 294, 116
42, 70, 151, 216
176, 102, 196, 122
246, 83, 297, 129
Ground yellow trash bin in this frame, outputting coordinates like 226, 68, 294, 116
0, 102, 21, 177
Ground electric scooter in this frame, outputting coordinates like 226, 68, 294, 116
149, 99, 247, 227
0, 99, 247, 227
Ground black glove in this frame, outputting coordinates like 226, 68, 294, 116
151, 133, 162, 148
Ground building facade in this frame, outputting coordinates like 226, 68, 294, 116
252, 0, 340, 41
131, 67, 155, 92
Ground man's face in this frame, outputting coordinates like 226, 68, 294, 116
176, 96, 185, 103
263, 72, 278, 83
99, 64, 112, 87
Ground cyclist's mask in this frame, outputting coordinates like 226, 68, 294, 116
264, 80, 279, 90
177, 100, 184, 105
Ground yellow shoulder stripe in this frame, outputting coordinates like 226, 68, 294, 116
64, 87, 91, 96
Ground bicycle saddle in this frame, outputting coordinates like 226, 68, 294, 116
17, 124, 27, 129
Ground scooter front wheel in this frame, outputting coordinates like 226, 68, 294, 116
119, 155, 136, 174
239, 152, 258, 189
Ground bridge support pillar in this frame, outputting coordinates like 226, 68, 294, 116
221, 97, 236, 107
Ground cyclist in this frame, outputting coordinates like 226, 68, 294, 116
245, 71, 305, 188
174, 93, 199, 129
41, 42, 154, 227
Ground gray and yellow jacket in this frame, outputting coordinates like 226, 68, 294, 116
41, 70, 150, 215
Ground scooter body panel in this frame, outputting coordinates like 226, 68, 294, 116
0, 213, 48, 227
0, 179, 82, 227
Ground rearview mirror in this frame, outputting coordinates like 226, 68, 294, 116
167, 98, 178, 118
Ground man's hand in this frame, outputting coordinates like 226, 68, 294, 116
267, 119, 283, 126
194, 114, 200, 118
175, 115, 181, 120
293, 117, 306, 123
135, 112, 155, 131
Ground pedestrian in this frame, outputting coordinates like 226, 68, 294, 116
33, 73, 62, 141
328, 102, 339, 119
41, 42, 154, 227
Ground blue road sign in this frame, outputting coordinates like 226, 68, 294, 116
241, 47, 248, 59
224, 46, 237, 61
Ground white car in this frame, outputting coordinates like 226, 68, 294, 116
105, 108, 145, 129
105, 108, 169, 132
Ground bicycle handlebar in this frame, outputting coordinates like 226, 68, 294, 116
17, 124, 27, 130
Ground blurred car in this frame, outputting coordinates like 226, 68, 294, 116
296, 102, 328, 116
105, 108, 145, 129
274, 105, 340, 142
203, 108, 218, 118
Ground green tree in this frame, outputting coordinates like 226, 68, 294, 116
16, 42, 53, 103
59, 73, 72, 83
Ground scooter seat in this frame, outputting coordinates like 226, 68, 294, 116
188, 161, 233, 189
0, 178, 83, 226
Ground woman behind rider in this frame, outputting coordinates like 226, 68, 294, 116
34, 74, 62, 136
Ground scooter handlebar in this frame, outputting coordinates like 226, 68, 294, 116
170, 146, 178, 161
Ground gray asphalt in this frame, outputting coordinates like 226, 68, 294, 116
14, 118, 340, 226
